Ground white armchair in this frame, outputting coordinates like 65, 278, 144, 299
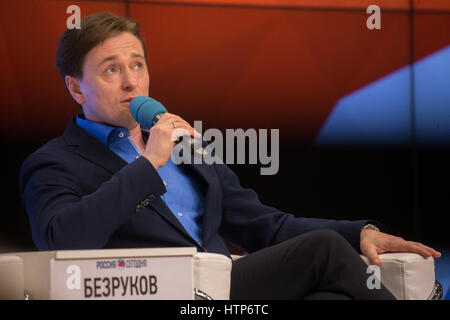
0, 249, 442, 300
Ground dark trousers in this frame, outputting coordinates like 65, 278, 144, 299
230, 229, 396, 300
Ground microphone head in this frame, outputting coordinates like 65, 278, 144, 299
129, 96, 168, 130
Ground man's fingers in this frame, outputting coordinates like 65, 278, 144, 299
157, 113, 200, 138
431, 249, 441, 258
396, 240, 441, 259
409, 242, 441, 258
158, 113, 190, 128
418, 243, 441, 258
364, 245, 380, 266
408, 242, 431, 258
171, 127, 195, 141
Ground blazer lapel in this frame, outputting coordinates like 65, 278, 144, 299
147, 197, 194, 241
182, 161, 221, 246
64, 117, 127, 174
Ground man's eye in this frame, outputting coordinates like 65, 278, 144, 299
135, 62, 143, 70
105, 67, 116, 74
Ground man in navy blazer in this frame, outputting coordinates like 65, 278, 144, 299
19, 12, 440, 299
20, 116, 374, 255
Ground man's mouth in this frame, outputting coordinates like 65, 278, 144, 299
121, 97, 135, 103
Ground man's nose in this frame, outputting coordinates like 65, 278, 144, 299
121, 68, 138, 91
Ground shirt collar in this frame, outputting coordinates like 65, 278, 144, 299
76, 114, 127, 146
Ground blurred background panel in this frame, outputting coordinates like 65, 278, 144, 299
135, 0, 410, 10
414, 0, 450, 11
0, 1, 128, 143
1, 0, 449, 145
132, 2, 411, 145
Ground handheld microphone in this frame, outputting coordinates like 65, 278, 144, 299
129, 96, 203, 152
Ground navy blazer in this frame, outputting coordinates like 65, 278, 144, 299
19, 117, 372, 257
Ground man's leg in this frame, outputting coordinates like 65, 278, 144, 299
230, 229, 396, 300
302, 292, 351, 300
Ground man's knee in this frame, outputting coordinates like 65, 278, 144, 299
272, 229, 354, 265
300, 229, 350, 250
306, 229, 346, 241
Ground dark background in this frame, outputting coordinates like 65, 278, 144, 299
3, 142, 450, 252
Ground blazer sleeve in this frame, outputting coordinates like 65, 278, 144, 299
19, 152, 166, 251
214, 163, 376, 254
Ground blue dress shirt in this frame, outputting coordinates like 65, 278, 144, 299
76, 115, 205, 245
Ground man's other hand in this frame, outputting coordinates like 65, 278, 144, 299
360, 229, 442, 265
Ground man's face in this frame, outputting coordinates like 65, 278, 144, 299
72, 32, 149, 129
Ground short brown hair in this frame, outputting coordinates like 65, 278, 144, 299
55, 12, 147, 81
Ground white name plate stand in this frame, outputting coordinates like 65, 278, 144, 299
14, 247, 196, 300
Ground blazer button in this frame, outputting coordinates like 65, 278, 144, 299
148, 194, 155, 201
142, 198, 150, 207
135, 204, 143, 212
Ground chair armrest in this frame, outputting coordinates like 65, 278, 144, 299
360, 252, 438, 299
0, 255, 24, 300
194, 252, 232, 300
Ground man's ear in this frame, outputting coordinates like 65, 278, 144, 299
65, 75, 85, 105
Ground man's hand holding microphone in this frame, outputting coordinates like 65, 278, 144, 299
129, 96, 201, 169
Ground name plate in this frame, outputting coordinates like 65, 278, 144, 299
49, 248, 195, 300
